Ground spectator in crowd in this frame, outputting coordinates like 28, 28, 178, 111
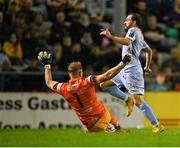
30, 12, 51, 45
0, 43, 10, 71
66, 0, 86, 15
144, 15, 165, 52
0, 11, 11, 44
167, 0, 180, 32
80, 13, 90, 27
158, 0, 175, 22
6, 1, 19, 26
173, 76, 180, 91
16, 0, 35, 24
23, 56, 40, 72
70, 43, 82, 60
162, 47, 180, 73
67, 0, 86, 11
80, 31, 93, 54
50, 11, 69, 44
32, 0, 48, 18
165, 0, 180, 46
174, 83, 180, 91
46, 0, 66, 21
101, 44, 120, 70
87, 44, 102, 72
84, 0, 103, 15
21, 30, 38, 62
1, 59, 15, 72
145, 0, 160, 17
87, 14, 103, 46
69, 13, 85, 42
3, 33, 23, 65
68, 43, 87, 67
51, 42, 66, 71
13, 15, 28, 40
51, 42, 69, 82
171, 68, 180, 91
132, 0, 147, 29
0, 0, 8, 13
145, 0, 174, 22
62, 34, 72, 56
151, 72, 170, 91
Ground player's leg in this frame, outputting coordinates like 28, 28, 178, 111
105, 106, 121, 130
100, 80, 128, 102
133, 94, 164, 133
89, 107, 112, 132
109, 112, 121, 131
100, 80, 133, 116
100, 79, 115, 89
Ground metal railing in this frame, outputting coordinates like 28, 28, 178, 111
0, 71, 180, 92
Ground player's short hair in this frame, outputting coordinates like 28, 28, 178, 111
130, 13, 142, 28
67, 61, 82, 73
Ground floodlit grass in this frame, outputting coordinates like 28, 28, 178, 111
0, 128, 180, 147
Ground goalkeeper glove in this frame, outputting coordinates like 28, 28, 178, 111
122, 53, 132, 65
37, 51, 52, 65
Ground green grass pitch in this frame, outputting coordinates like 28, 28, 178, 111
0, 128, 180, 147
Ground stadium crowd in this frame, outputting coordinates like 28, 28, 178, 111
0, 0, 180, 92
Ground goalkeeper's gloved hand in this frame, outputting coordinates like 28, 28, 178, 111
37, 51, 52, 65
119, 53, 132, 68
122, 53, 132, 65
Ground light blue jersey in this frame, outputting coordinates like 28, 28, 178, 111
112, 27, 149, 94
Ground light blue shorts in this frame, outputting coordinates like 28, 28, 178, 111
112, 69, 144, 95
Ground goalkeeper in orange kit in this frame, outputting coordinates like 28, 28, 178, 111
38, 51, 132, 132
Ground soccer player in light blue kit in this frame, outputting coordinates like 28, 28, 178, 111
100, 13, 164, 133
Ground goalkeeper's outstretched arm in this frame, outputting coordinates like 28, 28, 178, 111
95, 53, 132, 84
38, 51, 58, 90
44, 64, 58, 90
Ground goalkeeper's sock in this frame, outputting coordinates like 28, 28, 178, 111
110, 112, 117, 126
104, 86, 128, 101
139, 102, 158, 126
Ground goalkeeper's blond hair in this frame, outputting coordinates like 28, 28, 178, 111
67, 61, 82, 74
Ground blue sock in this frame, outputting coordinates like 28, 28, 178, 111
139, 102, 158, 126
104, 86, 128, 101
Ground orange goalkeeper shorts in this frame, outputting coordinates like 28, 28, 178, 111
89, 107, 111, 132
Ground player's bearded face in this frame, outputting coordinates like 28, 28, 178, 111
124, 15, 134, 32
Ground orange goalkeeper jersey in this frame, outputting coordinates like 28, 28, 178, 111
54, 76, 105, 129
